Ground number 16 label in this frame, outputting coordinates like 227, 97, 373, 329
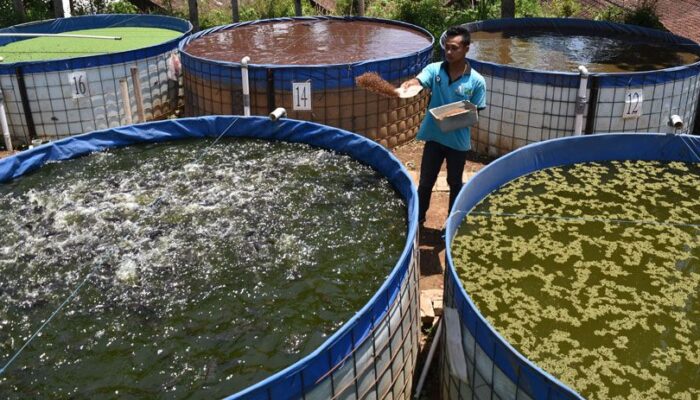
622, 89, 643, 119
292, 82, 311, 111
68, 71, 89, 99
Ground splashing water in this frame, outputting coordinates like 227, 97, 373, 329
0, 138, 407, 398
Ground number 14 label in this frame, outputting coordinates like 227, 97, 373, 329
292, 82, 311, 111
622, 89, 643, 119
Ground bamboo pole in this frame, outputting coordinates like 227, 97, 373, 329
119, 79, 133, 125
130, 67, 146, 122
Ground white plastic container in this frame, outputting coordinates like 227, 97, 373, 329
429, 100, 478, 132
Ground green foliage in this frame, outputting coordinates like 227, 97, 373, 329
334, 0, 353, 15
107, 0, 139, 14
365, 0, 397, 19
392, 0, 498, 44
595, 0, 665, 30
594, 5, 625, 23
475, 0, 500, 21
0, 0, 21, 27
549, 0, 581, 17
200, 8, 231, 29
0, 0, 53, 28
515, 0, 544, 17
198, 0, 318, 29
393, 0, 448, 41
73, 0, 110, 15
623, 0, 664, 30
238, 0, 297, 21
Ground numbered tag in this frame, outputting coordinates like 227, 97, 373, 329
68, 71, 89, 99
622, 89, 643, 119
292, 82, 311, 111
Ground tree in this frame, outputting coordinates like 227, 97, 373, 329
52, 0, 63, 18
231, 0, 239, 22
12, 0, 25, 20
353, 0, 365, 16
188, 0, 199, 31
501, 0, 514, 18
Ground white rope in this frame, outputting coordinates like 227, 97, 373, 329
0, 256, 106, 375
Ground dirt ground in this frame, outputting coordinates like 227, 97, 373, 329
391, 139, 491, 399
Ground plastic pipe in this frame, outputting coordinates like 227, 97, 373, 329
669, 115, 684, 131
241, 56, 251, 116
574, 65, 589, 136
413, 317, 442, 399
0, 90, 13, 152
0, 33, 121, 40
269, 107, 287, 121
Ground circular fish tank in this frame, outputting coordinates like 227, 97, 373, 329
0, 116, 420, 399
444, 18, 700, 156
442, 133, 699, 399
0, 14, 192, 147
179, 16, 434, 148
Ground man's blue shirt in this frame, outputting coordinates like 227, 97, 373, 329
416, 61, 487, 151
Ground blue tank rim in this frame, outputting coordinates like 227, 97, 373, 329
443, 132, 700, 399
0, 115, 419, 399
0, 14, 193, 74
439, 17, 700, 87
178, 15, 435, 69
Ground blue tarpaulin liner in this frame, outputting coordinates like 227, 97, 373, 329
0, 14, 192, 74
179, 16, 434, 91
0, 115, 419, 399
447, 18, 700, 87
443, 132, 700, 399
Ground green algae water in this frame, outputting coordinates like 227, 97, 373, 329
0, 27, 181, 63
452, 160, 699, 399
0, 138, 406, 398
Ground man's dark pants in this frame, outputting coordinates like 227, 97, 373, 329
417, 140, 468, 223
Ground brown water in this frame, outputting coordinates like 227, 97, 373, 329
469, 30, 700, 72
184, 19, 432, 65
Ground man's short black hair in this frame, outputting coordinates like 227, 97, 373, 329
445, 25, 471, 46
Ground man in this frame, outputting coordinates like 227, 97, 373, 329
400, 25, 486, 228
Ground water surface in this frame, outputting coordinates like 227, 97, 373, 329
185, 20, 432, 64
0, 27, 181, 63
469, 30, 700, 72
452, 160, 699, 399
0, 138, 406, 398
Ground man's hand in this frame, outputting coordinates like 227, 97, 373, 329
400, 78, 421, 90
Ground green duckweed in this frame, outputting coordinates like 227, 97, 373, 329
452, 160, 699, 399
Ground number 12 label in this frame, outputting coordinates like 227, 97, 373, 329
68, 71, 89, 99
622, 89, 643, 119
292, 82, 311, 111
